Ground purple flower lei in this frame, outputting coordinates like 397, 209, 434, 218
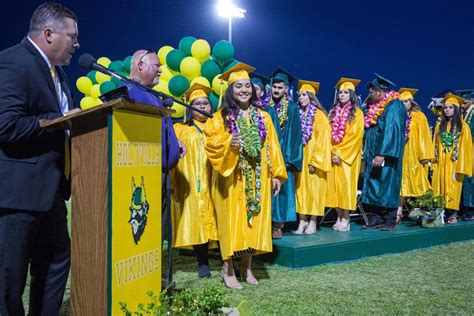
227, 105, 267, 143
405, 111, 412, 143
299, 103, 317, 145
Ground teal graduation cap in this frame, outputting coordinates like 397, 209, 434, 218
270, 67, 296, 85
455, 89, 474, 100
250, 72, 270, 91
367, 73, 396, 90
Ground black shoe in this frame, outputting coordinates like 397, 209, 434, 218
197, 264, 211, 278
381, 223, 396, 231
362, 222, 382, 229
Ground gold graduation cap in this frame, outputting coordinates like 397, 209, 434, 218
442, 93, 466, 107
398, 88, 418, 100
183, 83, 212, 104
298, 80, 320, 95
219, 62, 255, 85
335, 77, 361, 92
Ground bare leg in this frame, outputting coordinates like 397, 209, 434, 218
240, 254, 258, 285
221, 259, 242, 290
293, 214, 309, 234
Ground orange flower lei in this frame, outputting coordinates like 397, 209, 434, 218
364, 91, 400, 128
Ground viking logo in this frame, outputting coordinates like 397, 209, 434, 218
129, 176, 150, 245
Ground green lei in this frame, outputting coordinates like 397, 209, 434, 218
465, 108, 473, 125
236, 107, 266, 224
270, 94, 289, 128
435, 124, 460, 162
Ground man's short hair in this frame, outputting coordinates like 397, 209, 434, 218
28, 2, 77, 37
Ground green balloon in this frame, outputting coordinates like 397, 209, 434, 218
100, 81, 116, 94
212, 40, 235, 64
111, 71, 124, 87
168, 75, 190, 97
166, 49, 186, 72
209, 92, 220, 113
87, 70, 98, 84
223, 59, 239, 72
109, 60, 124, 72
123, 56, 132, 73
178, 36, 197, 57
201, 59, 222, 82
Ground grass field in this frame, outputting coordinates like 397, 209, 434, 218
21, 205, 474, 315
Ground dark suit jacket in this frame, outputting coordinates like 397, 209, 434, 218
0, 38, 75, 212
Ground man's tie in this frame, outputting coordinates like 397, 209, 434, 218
50, 66, 70, 179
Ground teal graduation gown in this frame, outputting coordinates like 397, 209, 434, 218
462, 110, 474, 208
266, 101, 303, 222
362, 99, 407, 209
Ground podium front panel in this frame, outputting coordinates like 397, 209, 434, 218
108, 109, 162, 315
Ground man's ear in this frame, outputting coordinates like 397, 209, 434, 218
44, 27, 54, 44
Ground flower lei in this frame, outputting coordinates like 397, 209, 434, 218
405, 111, 413, 143
330, 102, 352, 144
227, 105, 270, 224
299, 103, 317, 145
364, 91, 400, 128
434, 124, 460, 162
464, 108, 473, 125
268, 91, 290, 128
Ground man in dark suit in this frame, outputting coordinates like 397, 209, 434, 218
0, 3, 80, 315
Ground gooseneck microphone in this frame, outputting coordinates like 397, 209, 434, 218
78, 53, 212, 118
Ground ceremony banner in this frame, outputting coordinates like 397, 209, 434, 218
108, 109, 162, 315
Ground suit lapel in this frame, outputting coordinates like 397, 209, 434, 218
21, 38, 60, 110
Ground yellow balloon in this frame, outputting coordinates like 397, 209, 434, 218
191, 39, 211, 62
190, 76, 210, 88
212, 75, 228, 95
153, 80, 170, 95
180, 57, 201, 81
157, 46, 173, 65
171, 101, 185, 118
95, 71, 111, 84
94, 98, 103, 106
80, 96, 95, 110
97, 57, 111, 68
90, 84, 101, 99
76, 76, 93, 95
160, 65, 174, 81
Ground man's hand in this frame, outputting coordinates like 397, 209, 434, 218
231, 133, 241, 147
178, 140, 187, 158
309, 165, 316, 174
373, 155, 385, 167
272, 178, 281, 196
332, 155, 341, 166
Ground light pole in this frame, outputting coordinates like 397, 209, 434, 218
216, 0, 246, 43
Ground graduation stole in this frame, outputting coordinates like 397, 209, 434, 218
434, 122, 460, 162
300, 103, 317, 145
364, 90, 400, 128
464, 107, 473, 125
269, 92, 290, 128
330, 102, 351, 144
405, 111, 413, 143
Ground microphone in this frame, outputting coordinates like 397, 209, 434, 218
78, 53, 212, 118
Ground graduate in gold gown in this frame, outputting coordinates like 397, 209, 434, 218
294, 80, 331, 234
397, 88, 434, 223
432, 93, 473, 223
203, 63, 287, 289
326, 78, 364, 232
171, 83, 218, 278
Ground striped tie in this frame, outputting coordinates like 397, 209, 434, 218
50, 66, 70, 179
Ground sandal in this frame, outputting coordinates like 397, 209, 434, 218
272, 227, 283, 239
447, 215, 457, 224
396, 211, 403, 225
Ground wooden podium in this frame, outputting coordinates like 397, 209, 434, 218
41, 99, 173, 315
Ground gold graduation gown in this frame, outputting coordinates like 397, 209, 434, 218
203, 108, 287, 260
400, 111, 434, 197
171, 121, 218, 249
296, 109, 332, 216
326, 109, 364, 210
432, 121, 473, 210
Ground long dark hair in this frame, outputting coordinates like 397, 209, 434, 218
329, 89, 358, 123
407, 99, 422, 112
438, 105, 463, 135
221, 81, 259, 128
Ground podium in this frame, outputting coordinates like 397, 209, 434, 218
41, 99, 173, 315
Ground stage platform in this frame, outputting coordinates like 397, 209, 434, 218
263, 220, 474, 268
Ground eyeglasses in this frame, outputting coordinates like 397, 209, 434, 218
193, 101, 211, 107
52, 29, 79, 44
138, 49, 156, 64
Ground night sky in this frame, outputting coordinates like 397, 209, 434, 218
2, 0, 473, 123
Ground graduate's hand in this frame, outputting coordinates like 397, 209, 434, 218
231, 133, 242, 147
332, 155, 341, 166
178, 140, 187, 158
420, 159, 429, 165
309, 165, 316, 174
373, 155, 385, 167
272, 178, 281, 196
